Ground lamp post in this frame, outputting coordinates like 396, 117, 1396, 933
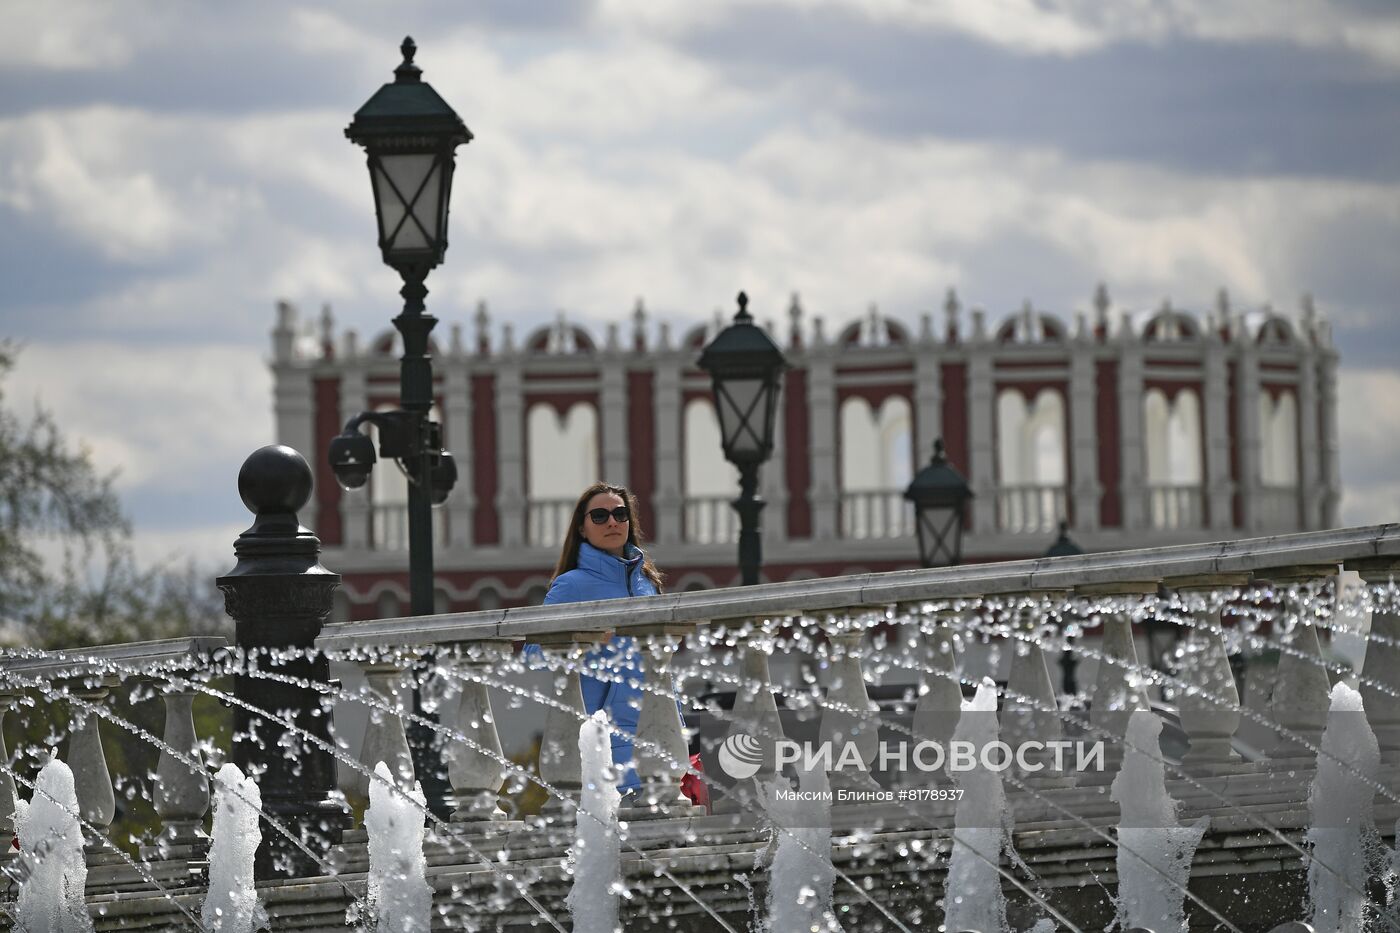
331, 36, 471, 818
903, 438, 973, 568
1043, 520, 1084, 695
697, 292, 788, 585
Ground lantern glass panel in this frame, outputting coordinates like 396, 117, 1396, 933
916, 503, 962, 566
716, 377, 766, 455
373, 153, 442, 252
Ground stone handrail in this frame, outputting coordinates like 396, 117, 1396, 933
316, 523, 1400, 650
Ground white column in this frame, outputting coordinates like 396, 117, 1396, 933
1089, 612, 1151, 775
1203, 336, 1233, 531
495, 361, 526, 549
1318, 350, 1341, 527
913, 354, 943, 462
1068, 342, 1099, 531
807, 352, 839, 539
716, 632, 786, 812
340, 365, 371, 550
1117, 330, 1147, 531
910, 613, 962, 785
967, 346, 996, 534
762, 385, 789, 546
600, 354, 628, 485
274, 366, 317, 533
1236, 335, 1263, 532
444, 360, 475, 549
1295, 349, 1321, 530
652, 359, 683, 545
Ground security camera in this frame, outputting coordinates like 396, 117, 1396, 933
430, 450, 458, 505
328, 431, 376, 490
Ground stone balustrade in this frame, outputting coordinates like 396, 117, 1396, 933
3, 526, 1400, 929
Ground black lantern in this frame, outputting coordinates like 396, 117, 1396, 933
698, 292, 787, 466
903, 438, 973, 568
1043, 520, 1085, 694
697, 292, 788, 585
345, 37, 472, 277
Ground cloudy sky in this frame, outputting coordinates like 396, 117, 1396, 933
2, 0, 1399, 571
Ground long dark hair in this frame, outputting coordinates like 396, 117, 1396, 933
552, 482, 665, 593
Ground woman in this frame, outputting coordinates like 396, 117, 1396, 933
537, 483, 703, 804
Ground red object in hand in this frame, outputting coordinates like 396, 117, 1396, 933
681, 753, 709, 812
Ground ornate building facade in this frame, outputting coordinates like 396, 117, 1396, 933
269, 286, 1341, 622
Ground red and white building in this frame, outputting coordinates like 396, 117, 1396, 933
269, 287, 1340, 623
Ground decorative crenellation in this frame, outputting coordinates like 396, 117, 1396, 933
270, 286, 1335, 363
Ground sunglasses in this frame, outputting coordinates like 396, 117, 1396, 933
587, 506, 631, 525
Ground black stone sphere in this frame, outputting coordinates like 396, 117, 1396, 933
237, 445, 314, 516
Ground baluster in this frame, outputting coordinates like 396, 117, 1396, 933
627, 627, 702, 817
354, 659, 414, 801
1169, 575, 1248, 770
1080, 583, 1156, 779
537, 635, 602, 816
911, 610, 962, 785
819, 614, 881, 796
147, 684, 212, 860
65, 680, 116, 856
1003, 596, 1071, 786
1258, 567, 1335, 759
1351, 560, 1400, 758
443, 643, 512, 829
715, 622, 785, 813
0, 698, 17, 853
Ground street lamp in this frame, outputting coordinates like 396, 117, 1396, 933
333, 36, 471, 818
334, 35, 471, 616
1043, 520, 1084, 695
697, 292, 788, 585
903, 438, 973, 568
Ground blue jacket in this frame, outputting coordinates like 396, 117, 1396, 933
536, 541, 659, 790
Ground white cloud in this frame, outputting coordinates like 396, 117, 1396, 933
7, 342, 271, 494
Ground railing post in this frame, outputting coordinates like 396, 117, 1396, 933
912, 609, 963, 768
217, 445, 345, 879
818, 614, 881, 795
715, 621, 786, 812
65, 681, 116, 857
1256, 566, 1335, 758
1350, 559, 1400, 757
148, 685, 212, 860
1003, 595, 1072, 785
1079, 583, 1156, 777
626, 627, 702, 817
0, 698, 16, 853
1168, 574, 1248, 770
355, 659, 415, 796
536, 634, 604, 816
444, 643, 514, 828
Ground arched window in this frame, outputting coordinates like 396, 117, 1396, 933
839, 396, 913, 538
683, 398, 738, 543
375, 589, 402, 620
1144, 388, 1203, 528
475, 586, 501, 612
995, 388, 1067, 532
526, 402, 598, 546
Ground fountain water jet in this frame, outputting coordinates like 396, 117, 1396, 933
203, 762, 265, 933
364, 760, 432, 932
567, 711, 623, 933
16, 758, 93, 933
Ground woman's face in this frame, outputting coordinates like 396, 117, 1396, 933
579, 491, 629, 558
